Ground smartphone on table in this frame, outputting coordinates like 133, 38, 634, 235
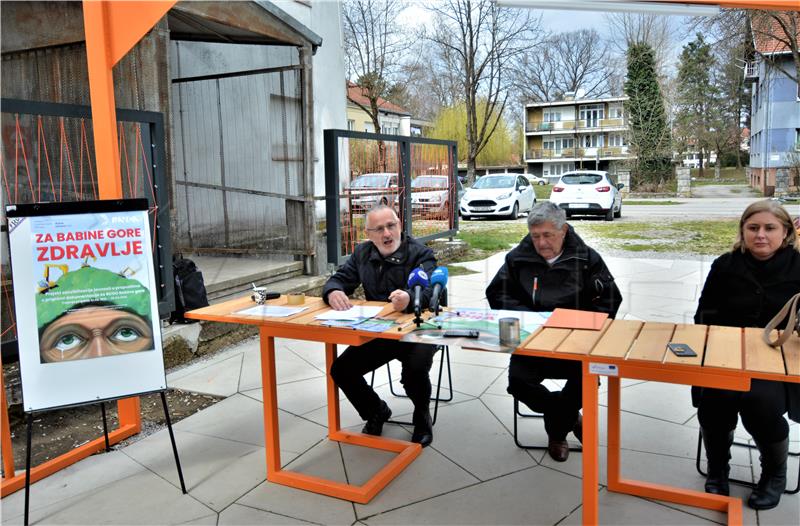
667, 343, 697, 357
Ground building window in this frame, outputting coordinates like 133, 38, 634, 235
609, 107, 623, 119
608, 133, 626, 147
583, 135, 603, 148
795, 129, 800, 151
347, 119, 355, 131
543, 111, 562, 122
543, 162, 575, 176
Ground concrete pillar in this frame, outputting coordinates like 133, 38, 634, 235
617, 170, 630, 196
676, 167, 691, 197
775, 168, 789, 197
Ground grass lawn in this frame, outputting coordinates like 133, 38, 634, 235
534, 184, 551, 200
454, 222, 528, 261
690, 167, 748, 184
575, 219, 738, 255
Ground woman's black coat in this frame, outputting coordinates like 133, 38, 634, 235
693, 246, 800, 422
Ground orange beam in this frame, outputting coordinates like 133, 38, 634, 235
326, 343, 341, 435
1, 424, 139, 497
259, 328, 282, 474
581, 361, 600, 525
0, 356, 16, 480
81, 0, 175, 199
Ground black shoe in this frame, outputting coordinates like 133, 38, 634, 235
361, 401, 391, 436
701, 428, 733, 496
748, 437, 788, 510
548, 439, 569, 462
411, 408, 433, 447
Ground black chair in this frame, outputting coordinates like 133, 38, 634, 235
369, 344, 453, 426
695, 428, 800, 494
512, 398, 582, 452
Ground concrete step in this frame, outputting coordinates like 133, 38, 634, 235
208, 274, 328, 304
189, 256, 304, 301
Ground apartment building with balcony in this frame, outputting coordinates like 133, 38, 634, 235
746, 15, 800, 195
523, 95, 634, 181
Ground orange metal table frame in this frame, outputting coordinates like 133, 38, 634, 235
186, 295, 427, 503
517, 319, 800, 526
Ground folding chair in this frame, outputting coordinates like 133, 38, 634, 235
695, 428, 800, 494
369, 344, 453, 426
512, 398, 582, 452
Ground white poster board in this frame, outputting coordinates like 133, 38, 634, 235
6, 200, 166, 411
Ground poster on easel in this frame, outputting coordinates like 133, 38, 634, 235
6, 199, 166, 412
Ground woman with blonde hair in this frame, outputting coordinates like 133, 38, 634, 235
694, 200, 800, 510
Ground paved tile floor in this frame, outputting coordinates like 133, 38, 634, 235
2, 254, 798, 525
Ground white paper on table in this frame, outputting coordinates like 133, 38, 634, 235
236, 305, 308, 317
315, 305, 384, 321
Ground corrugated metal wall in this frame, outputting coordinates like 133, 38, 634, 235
172, 67, 304, 254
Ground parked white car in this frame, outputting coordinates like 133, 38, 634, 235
549, 170, 623, 221
459, 174, 536, 220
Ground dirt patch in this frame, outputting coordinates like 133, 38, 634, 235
6, 388, 223, 470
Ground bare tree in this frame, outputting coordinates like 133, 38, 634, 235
514, 29, 611, 103
604, 12, 676, 74
342, 0, 411, 134
426, 0, 538, 182
749, 10, 800, 84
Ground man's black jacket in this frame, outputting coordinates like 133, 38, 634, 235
323, 235, 437, 313
485, 226, 622, 317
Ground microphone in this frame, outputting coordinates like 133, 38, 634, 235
407, 266, 430, 321
429, 267, 449, 315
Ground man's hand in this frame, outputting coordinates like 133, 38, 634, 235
388, 289, 410, 312
328, 290, 353, 311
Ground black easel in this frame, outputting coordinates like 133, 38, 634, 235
23, 390, 186, 526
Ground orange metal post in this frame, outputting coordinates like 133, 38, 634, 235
581, 361, 599, 525
259, 328, 282, 475
1, 356, 16, 479
326, 343, 341, 435
606, 375, 621, 490
82, 0, 175, 198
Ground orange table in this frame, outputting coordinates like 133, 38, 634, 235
517, 319, 800, 526
186, 295, 428, 503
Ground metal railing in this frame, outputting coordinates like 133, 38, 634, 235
525, 118, 626, 133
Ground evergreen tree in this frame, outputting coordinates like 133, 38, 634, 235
675, 34, 718, 178
624, 43, 672, 188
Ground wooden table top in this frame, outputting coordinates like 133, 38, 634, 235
520, 319, 800, 382
185, 294, 430, 339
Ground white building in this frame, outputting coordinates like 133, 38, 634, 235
523, 94, 635, 182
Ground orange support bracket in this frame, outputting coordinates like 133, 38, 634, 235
605, 371, 743, 526
259, 329, 421, 503
82, 0, 176, 199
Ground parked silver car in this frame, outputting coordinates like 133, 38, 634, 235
345, 173, 399, 212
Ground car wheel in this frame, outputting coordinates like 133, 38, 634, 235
509, 202, 519, 220
614, 204, 622, 219
538, 181, 545, 185
380, 197, 388, 206
604, 208, 614, 221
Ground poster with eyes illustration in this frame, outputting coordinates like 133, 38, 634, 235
6, 200, 166, 411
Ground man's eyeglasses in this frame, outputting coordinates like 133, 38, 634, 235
366, 221, 399, 233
